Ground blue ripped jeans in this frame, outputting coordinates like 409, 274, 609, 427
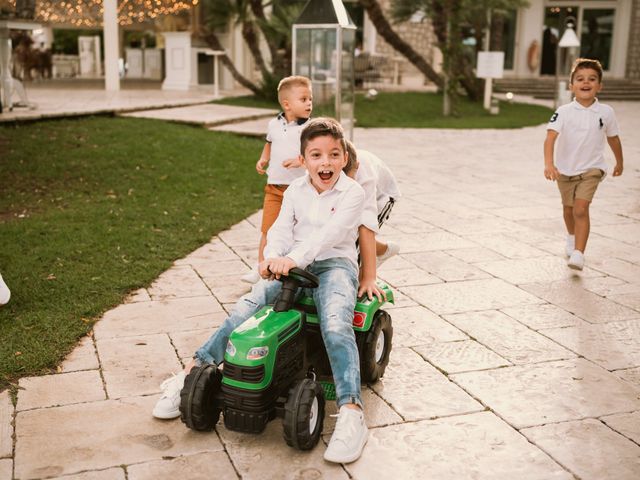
194, 257, 362, 408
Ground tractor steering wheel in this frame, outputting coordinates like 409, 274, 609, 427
272, 267, 319, 312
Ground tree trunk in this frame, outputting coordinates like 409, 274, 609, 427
358, 0, 443, 89
202, 31, 262, 96
241, 20, 270, 78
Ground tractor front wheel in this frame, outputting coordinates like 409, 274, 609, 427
180, 364, 222, 431
283, 378, 325, 450
360, 310, 393, 383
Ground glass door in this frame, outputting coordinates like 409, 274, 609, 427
540, 5, 579, 75
580, 9, 614, 70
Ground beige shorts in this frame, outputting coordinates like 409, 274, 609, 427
261, 184, 288, 234
557, 168, 604, 206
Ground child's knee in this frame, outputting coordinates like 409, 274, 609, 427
573, 202, 590, 219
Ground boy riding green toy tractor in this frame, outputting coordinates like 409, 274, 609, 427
179, 267, 393, 450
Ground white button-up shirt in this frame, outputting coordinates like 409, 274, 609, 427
355, 149, 401, 219
264, 172, 365, 269
547, 99, 620, 176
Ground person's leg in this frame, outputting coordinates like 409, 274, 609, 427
572, 199, 591, 253
194, 279, 282, 365
557, 175, 577, 257
153, 279, 282, 419
376, 240, 387, 256
310, 258, 368, 463
563, 205, 575, 235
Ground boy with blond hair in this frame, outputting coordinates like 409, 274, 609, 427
544, 58, 624, 270
242, 75, 313, 283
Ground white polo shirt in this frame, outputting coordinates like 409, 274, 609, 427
547, 99, 619, 176
265, 113, 309, 185
264, 172, 365, 269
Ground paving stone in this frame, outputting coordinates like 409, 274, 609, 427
49, 468, 126, 480
174, 239, 239, 264
501, 304, 585, 330
128, 452, 237, 480
490, 205, 558, 221
601, 411, 640, 444
540, 319, 640, 370
392, 231, 476, 253
402, 278, 542, 315
615, 367, 640, 389
478, 256, 603, 285
217, 220, 260, 248
389, 306, 467, 348
466, 233, 550, 259
94, 296, 225, 339
592, 223, 640, 247
522, 419, 640, 480
189, 258, 250, 278
203, 277, 252, 304
217, 421, 349, 480
404, 251, 492, 282
384, 214, 440, 234
376, 254, 417, 272
170, 328, 214, 362
98, 334, 182, 398
377, 266, 442, 287
609, 291, 640, 312
444, 310, 575, 364
323, 387, 403, 433
522, 281, 640, 323
444, 246, 506, 264
14, 397, 222, 480
588, 257, 640, 284
347, 411, 572, 480
414, 340, 511, 373
147, 266, 212, 300
452, 359, 640, 428
371, 348, 482, 421
124, 288, 151, 303
17, 370, 105, 411
383, 288, 418, 309
0, 391, 12, 459
0, 459, 12, 480
59, 335, 99, 373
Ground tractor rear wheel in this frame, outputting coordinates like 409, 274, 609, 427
360, 310, 393, 383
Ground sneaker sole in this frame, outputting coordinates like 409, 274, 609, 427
152, 408, 180, 419
568, 263, 583, 271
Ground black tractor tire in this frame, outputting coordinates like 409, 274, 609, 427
180, 364, 222, 431
360, 310, 393, 383
283, 378, 325, 450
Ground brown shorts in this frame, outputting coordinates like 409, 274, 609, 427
557, 168, 604, 206
261, 184, 288, 233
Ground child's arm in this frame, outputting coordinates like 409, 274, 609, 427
543, 130, 560, 181
256, 142, 271, 175
358, 226, 385, 301
607, 136, 624, 176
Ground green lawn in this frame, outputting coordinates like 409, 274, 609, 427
0, 117, 265, 390
215, 91, 553, 129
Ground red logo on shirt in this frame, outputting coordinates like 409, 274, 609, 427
353, 311, 366, 327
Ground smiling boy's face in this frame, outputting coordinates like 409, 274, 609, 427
570, 67, 602, 106
301, 135, 348, 193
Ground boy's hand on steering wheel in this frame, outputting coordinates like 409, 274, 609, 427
358, 277, 386, 302
261, 257, 297, 280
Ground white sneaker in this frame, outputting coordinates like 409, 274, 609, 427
324, 406, 368, 464
568, 250, 584, 271
565, 235, 575, 257
240, 268, 261, 284
376, 241, 400, 268
152, 371, 186, 419
0, 274, 10, 305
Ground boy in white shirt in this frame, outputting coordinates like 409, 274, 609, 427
242, 76, 313, 283
154, 118, 370, 464
544, 58, 624, 270
344, 142, 401, 267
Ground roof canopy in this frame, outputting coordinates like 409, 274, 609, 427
294, 0, 355, 28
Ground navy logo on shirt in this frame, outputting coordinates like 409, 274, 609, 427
599, 118, 604, 129
550, 112, 558, 123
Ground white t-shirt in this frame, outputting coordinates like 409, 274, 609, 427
355, 150, 401, 212
264, 172, 365, 269
547, 99, 619, 176
265, 113, 309, 185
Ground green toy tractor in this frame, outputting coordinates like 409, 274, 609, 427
179, 267, 394, 450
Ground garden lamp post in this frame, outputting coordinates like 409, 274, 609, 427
292, 0, 356, 139
554, 16, 581, 109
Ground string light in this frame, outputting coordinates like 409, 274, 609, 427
6, 0, 199, 27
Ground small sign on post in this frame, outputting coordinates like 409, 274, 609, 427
476, 51, 505, 112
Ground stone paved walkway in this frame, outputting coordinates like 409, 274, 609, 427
2, 101, 640, 480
